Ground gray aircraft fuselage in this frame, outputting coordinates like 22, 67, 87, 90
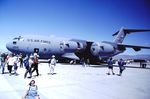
6, 36, 83, 58
6, 28, 150, 63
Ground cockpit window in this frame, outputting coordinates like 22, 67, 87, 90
13, 36, 24, 41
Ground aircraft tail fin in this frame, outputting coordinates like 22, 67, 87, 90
112, 27, 150, 43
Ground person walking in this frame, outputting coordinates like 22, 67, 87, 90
19, 53, 23, 68
31, 54, 39, 76
1, 53, 7, 74
7, 54, 14, 76
118, 58, 126, 76
24, 55, 32, 79
49, 55, 57, 75
107, 57, 115, 75
13, 54, 19, 75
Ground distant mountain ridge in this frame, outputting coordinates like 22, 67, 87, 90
113, 54, 150, 60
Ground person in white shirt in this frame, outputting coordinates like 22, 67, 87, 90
49, 55, 57, 75
7, 54, 15, 76
13, 54, 19, 75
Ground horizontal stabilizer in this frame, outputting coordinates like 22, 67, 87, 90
113, 27, 150, 43
113, 29, 150, 36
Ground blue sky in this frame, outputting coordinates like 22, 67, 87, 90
0, 0, 150, 55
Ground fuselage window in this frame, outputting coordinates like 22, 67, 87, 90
13, 41, 17, 45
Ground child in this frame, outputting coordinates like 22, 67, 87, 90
23, 80, 40, 99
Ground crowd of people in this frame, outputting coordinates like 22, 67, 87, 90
0, 53, 21, 76
0, 52, 126, 77
0, 52, 58, 99
0, 52, 57, 78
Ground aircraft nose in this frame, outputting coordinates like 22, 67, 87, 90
6, 42, 12, 51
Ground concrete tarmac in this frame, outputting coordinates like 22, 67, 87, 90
0, 63, 150, 99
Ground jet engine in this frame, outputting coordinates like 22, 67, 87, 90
60, 41, 84, 52
90, 42, 115, 58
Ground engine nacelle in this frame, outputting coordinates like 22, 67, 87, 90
90, 42, 115, 57
60, 41, 84, 52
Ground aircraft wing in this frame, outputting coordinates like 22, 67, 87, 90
118, 44, 150, 51
62, 53, 80, 60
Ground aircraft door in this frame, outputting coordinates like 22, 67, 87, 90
34, 48, 39, 54
42, 44, 51, 55
43, 48, 47, 54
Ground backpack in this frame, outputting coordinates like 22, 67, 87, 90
1, 57, 5, 62
1, 54, 5, 62
24, 58, 29, 68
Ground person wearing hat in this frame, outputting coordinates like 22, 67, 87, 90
49, 55, 57, 75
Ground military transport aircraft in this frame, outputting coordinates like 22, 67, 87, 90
6, 27, 150, 64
